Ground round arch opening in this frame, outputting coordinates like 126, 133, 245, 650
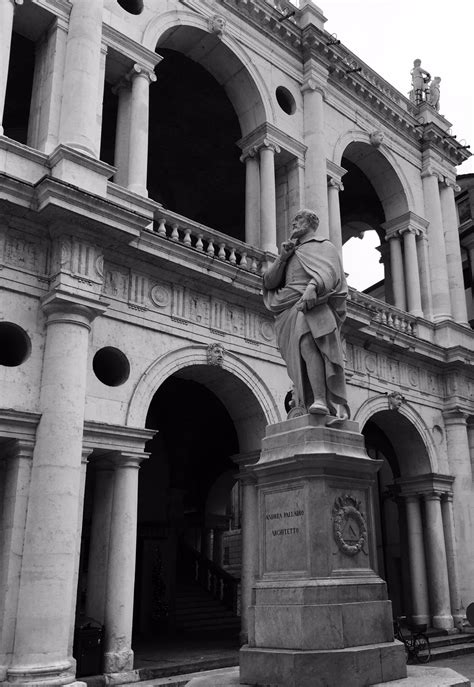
362, 409, 432, 623
340, 142, 409, 300
131, 364, 267, 639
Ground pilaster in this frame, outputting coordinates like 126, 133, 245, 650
440, 178, 469, 325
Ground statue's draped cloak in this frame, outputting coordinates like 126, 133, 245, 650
263, 237, 349, 415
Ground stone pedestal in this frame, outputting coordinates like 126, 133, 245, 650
240, 414, 406, 687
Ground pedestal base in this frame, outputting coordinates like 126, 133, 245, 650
240, 641, 406, 687
241, 414, 407, 686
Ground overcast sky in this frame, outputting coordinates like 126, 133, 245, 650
320, 0, 473, 289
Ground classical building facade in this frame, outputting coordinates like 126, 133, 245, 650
0, 0, 473, 685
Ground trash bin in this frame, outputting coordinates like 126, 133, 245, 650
73, 616, 104, 677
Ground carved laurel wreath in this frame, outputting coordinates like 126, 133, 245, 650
332, 495, 367, 556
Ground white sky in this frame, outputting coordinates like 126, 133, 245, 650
320, 0, 474, 289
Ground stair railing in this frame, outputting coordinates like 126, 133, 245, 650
183, 544, 240, 616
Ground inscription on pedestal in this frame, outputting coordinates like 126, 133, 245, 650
263, 488, 306, 573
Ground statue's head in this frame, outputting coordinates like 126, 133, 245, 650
290, 209, 319, 239
413, 59, 421, 67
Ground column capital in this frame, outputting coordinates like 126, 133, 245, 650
239, 146, 259, 163
41, 288, 108, 327
404, 493, 421, 504
423, 490, 444, 502
128, 63, 157, 84
399, 225, 418, 236
301, 78, 325, 97
328, 177, 344, 192
111, 450, 149, 469
256, 138, 281, 155
441, 176, 461, 192
442, 408, 469, 425
421, 165, 444, 182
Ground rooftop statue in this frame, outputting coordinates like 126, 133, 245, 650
429, 76, 441, 111
410, 58, 431, 105
263, 209, 350, 424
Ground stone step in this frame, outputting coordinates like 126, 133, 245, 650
430, 641, 474, 660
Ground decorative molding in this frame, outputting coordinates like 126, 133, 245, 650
332, 495, 368, 556
207, 342, 225, 366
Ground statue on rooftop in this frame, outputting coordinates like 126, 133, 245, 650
263, 209, 350, 424
410, 59, 431, 105
428, 76, 441, 111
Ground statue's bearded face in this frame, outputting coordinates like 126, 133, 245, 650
290, 214, 317, 240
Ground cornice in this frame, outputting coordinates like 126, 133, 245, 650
102, 23, 161, 73
237, 122, 307, 161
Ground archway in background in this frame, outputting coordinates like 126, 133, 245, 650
362, 408, 433, 620
132, 362, 269, 641
340, 141, 410, 300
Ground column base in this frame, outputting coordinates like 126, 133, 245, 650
5, 661, 82, 687
127, 184, 148, 197
410, 614, 430, 626
103, 650, 134, 675
432, 614, 454, 630
240, 641, 406, 687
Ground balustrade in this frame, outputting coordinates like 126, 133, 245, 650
150, 210, 266, 275
183, 544, 240, 616
349, 289, 417, 336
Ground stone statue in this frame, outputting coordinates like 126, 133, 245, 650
428, 76, 441, 111
387, 391, 405, 410
263, 209, 350, 423
410, 59, 430, 105
369, 130, 384, 147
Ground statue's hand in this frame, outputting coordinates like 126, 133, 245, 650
296, 283, 318, 312
280, 240, 297, 261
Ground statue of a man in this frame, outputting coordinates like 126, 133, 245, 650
428, 76, 441, 111
263, 209, 350, 423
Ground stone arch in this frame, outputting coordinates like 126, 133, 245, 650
142, 9, 272, 136
126, 345, 281, 451
332, 129, 415, 218
353, 394, 439, 475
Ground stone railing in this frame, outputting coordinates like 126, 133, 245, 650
147, 208, 270, 275
349, 288, 418, 336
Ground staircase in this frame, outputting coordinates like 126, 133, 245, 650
174, 579, 241, 636
429, 629, 474, 660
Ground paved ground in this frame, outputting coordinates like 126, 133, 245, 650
432, 654, 474, 683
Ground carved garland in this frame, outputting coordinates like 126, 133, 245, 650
332, 495, 367, 556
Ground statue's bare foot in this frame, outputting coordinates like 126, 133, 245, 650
309, 400, 329, 415
326, 410, 349, 426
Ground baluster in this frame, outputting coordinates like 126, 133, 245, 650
240, 252, 248, 269
171, 223, 179, 241
196, 233, 204, 251
183, 227, 192, 246
381, 311, 388, 325
156, 217, 167, 237
229, 248, 237, 264
387, 313, 394, 328
250, 257, 258, 273
207, 239, 215, 257
218, 242, 226, 260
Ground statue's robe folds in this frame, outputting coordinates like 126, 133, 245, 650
263, 237, 349, 417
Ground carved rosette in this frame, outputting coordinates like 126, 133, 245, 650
332, 495, 367, 556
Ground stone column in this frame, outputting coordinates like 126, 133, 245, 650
239, 471, 259, 645
85, 460, 115, 624
327, 178, 343, 254
0, 440, 33, 680
441, 493, 463, 628
440, 180, 469, 324
58, 0, 104, 157
421, 169, 452, 321
0, 0, 21, 136
241, 148, 260, 248
443, 410, 474, 613
112, 80, 132, 186
8, 296, 101, 687
387, 233, 406, 310
126, 64, 156, 197
416, 229, 433, 320
400, 227, 423, 316
423, 492, 453, 629
301, 76, 329, 235
103, 452, 145, 674
258, 140, 279, 254
404, 495, 430, 625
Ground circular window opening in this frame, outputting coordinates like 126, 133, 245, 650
93, 347, 130, 387
276, 86, 296, 115
0, 322, 31, 367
